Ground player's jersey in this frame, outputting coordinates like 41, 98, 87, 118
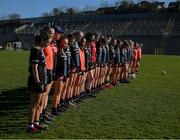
28, 47, 47, 85
70, 42, 80, 69
64, 47, 71, 75
101, 46, 107, 66
137, 47, 142, 61
56, 48, 68, 78
121, 48, 128, 64
133, 48, 138, 61
43, 45, 54, 70
84, 45, 91, 70
109, 46, 116, 64
96, 46, 102, 65
90, 41, 96, 64
79, 48, 86, 71
114, 47, 121, 65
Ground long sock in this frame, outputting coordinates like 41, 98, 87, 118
34, 121, 39, 125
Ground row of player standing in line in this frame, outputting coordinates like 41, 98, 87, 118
27, 25, 142, 133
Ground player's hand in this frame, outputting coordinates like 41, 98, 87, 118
35, 82, 45, 93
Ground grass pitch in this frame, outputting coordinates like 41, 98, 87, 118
0, 51, 180, 139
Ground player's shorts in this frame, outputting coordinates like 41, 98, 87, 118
27, 76, 45, 94
47, 70, 53, 84
89, 62, 96, 69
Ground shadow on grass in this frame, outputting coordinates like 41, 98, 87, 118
0, 87, 30, 134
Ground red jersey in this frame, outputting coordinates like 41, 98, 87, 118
133, 48, 138, 61
137, 47, 142, 60
90, 41, 96, 63
79, 48, 86, 71
51, 43, 57, 53
43, 45, 54, 70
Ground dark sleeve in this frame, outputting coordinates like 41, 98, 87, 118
102, 48, 107, 65
30, 48, 39, 64
106, 46, 109, 62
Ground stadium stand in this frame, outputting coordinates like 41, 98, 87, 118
0, 13, 180, 54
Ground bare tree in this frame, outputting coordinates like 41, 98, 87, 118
52, 8, 60, 16
66, 8, 75, 15
66, 7, 80, 15
84, 5, 91, 11
121, 0, 129, 6
42, 12, 51, 17
114, 0, 121, 7
73, 7, 81, 13
52, 7, 67, 16
100, 0, 110, 7
8, 13, 21, 20
58, 6, 66, 13
84, 5, 97, 11
48, 7, 65, 16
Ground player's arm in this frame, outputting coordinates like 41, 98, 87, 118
32, 64, 40, 83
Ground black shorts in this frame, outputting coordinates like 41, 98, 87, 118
71, 67, 78, 73
89, 63, 95, 69
47, 70, 53, 84
27, 76, 45, 94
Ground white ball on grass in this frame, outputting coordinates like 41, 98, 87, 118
132, 74, 136, 79
161, 71, 167, 75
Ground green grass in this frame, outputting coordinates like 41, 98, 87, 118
0, 51, 29, 89
0, 51, 180, 139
